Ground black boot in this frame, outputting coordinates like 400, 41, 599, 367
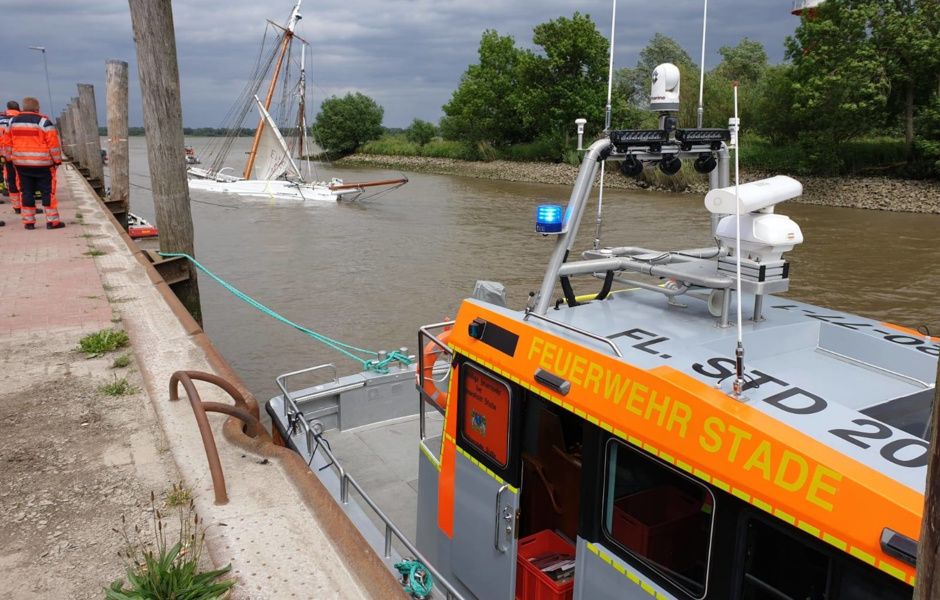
46, 222, 65, 229
25, 223, 34, 230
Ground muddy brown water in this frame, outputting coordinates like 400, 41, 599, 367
115, 137, 940, 413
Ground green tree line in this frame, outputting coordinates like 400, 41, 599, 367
296, 1, 940, 177
97, 127, 256, 137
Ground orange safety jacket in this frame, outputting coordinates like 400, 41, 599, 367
0, 109, 19, 159
9, 111, 61, 167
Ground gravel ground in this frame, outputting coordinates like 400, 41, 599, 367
0, 330, 179, 600
342, 154, 940, 214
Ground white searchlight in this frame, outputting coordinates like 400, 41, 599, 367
706, 176, 805, 264
704, 175, 803, 215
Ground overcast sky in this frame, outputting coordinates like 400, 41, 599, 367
0, 1, 799, 129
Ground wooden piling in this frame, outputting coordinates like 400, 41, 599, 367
915, 357, 940, 599
128, 0, 202, 323
69, 98, 88, 172
106, 60, 130, 230
77, 84, 106, 195
57, 109, 70, 160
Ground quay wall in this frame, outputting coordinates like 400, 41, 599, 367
341, 154, 940, 214
61, 166, 406, 600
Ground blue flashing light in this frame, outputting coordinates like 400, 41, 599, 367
536, 204, 564, 234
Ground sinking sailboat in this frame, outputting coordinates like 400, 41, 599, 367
186, 0, 407, 202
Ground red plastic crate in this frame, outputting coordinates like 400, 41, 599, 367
515, 530, 575, 600
610, 485, 704, 572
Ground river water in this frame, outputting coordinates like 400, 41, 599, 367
113, 137, 940, 407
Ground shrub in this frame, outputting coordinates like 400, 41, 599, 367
77, 329, 130, 358
420, 140, 477, 160
359, 135, 420, 156
405, 119, 438, 146
107, 492, 235, 600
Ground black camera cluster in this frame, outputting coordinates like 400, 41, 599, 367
608, 127, 730, 177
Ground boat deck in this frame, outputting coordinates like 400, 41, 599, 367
322, 412, 444, 546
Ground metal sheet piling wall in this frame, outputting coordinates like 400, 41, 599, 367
106, 60, 130, 230
77, 84, 105, 195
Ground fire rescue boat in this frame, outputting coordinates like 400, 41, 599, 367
266, 51, 936, 600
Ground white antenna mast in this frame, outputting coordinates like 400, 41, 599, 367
731, 82, 746, 399
697, 0, 708, 128
593, 0, 617, 250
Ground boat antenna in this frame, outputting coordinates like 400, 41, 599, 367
697, 0, 708, 128
593, 0, 617, 251
731, 82, 746, 399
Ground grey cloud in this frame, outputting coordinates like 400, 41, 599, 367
2, 0, 797, 128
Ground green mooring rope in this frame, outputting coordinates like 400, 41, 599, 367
158, 252, 411, 374
394, 559, 434, 598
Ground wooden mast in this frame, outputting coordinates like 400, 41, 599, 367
243, 0, 303, 180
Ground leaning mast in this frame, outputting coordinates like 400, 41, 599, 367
243, 0, 303, 180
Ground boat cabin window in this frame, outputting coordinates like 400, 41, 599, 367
741, 519, 829, 600
603, 439, 713, 598
739, 518, 910, 600
458, 363, 513, 468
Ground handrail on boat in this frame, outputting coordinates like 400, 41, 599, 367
311, 428, 469, 600
417, 322, 455, 441
523, 311, 624, 358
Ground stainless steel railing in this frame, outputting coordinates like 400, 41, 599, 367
313, 433, 468, 600
276, 358, 467, 600
416, 322, 456, 441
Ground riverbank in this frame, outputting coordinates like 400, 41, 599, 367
340, 154, 940, 214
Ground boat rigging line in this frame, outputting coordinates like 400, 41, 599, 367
157, 252, 411, 373
593, 0, 617, 251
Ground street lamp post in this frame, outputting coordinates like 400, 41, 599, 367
28, 46, 54, 119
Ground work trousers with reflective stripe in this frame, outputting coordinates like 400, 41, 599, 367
15, 165, 58, 226
4, 160, 19, 210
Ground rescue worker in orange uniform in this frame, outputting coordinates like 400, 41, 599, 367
9, 97, 63, 230
0, 100, 21, 211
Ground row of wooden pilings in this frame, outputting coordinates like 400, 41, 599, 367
52, 0, 202, 321
56, 62, 130, 230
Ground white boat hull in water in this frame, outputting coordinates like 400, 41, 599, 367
187, 171, 355, 202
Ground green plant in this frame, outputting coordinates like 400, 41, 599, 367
85, 249, 107, 257
112, 354, 132, 369
163, 482, 193, 509
106, 493, 235, 600
99, 375, 138, 396
359, 134, 420, 156
78, 329, 130, 358
75, 212, 84, 219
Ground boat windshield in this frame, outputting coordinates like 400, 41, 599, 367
860, 388, 933, 440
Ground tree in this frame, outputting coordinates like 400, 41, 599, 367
785, 1, 890, 171
866, 0, 940, 152
751, 65, 799, 144
714, 38, 768, 86
313, 92, 384, 155
405, 118, 438, 146
521, 12, 609, 141
440, 30, 529, 146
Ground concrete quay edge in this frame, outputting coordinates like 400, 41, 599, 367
64, 164, 407, 600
